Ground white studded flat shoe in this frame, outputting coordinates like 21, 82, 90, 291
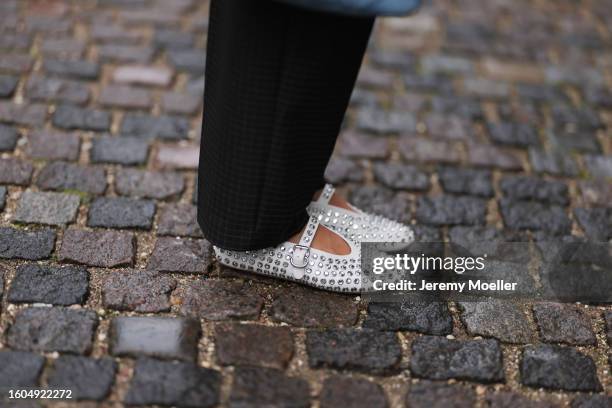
308, 184, 414, 244
213, 215, 362, 292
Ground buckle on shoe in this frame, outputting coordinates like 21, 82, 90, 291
290, 245, 310, 268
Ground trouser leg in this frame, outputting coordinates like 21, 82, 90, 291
197, 0, 374, 250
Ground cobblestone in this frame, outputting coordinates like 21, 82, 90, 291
0, 75, 19, 98
102, 270, 176, 313
8, 264, 88, 306
529, 148, 579, 176
459, 300, 533, 343
0, 102, 47, 126
110, 316, 200, 361
438, 167, 493, 197
155, 144, 199, 169
52, 105, 110, 131
500, 176, 569, 205
120, 113, 189, 140
157, 203, 203, 238
25, 77, 90, 105
90, 135, 149, 165
214, 323, 294, 369
59, 228, 135, 267
43, 59, 100, 79
0, 227, 55, 260
87, 197, 155, 229
181, 280, 264, 321
406, 381, 476, 408
25, 130, 80, 161
13, 191, 80, 226
0, 124, 19, 151
270, 286, 358, 328
532, 303, 596, 346
574, 208, 612, 241
399, 138, 461, 164
338, 131, 389, 158
484, 392, 559, 408
350, 186, 410, 223
161, 91, 201, 115
228, 366, 309, 408
0, 187, 5, 212
125, 358, 220, 407
306, 328, 401, 374
47, 356, 116, 401
520, 345, 601, 391
410, 336, 504, 383
320, 376, 387, 408
115, 168, 184, 199
499, 199, 571, 234
0, 351, 45, 390
0, 158, 33, 185
373, 163, 430, 191
7, 307, 97, 354
147, 237, 212, 273
363, 301, 452, 335
416, 195, 487, 226
113, 65, 173, 87
324, 157, 365, 184
487, 122, 540, 147
99, 85, 152, 110
36, 161, 107, 195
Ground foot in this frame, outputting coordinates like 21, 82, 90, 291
213, 215, 361, 292
288, 224, 351, 255
308, 184, 414, 244
312, 188, 357, 213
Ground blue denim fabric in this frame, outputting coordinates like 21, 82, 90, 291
276, 0, 422, 16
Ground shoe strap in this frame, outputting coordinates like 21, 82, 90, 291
290, 215, 319, 270
315, 184, 335, 206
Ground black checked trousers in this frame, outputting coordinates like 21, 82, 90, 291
197, 0, 374, 250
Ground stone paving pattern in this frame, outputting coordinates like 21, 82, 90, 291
0, 0, 611, 407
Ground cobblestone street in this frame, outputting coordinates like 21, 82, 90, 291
0, 0, 611, 406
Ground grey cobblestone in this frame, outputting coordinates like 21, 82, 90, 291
110, 316, 200, 361
0, 158, 33, 185
0, 351, 45, 391
406, 381, 476, 408
320, 377, 387, 408
7, 307, 97, 354
8, 264, 88, 306
0, 124, 18, 151
410, 336, 504, 383
47, 356, 116, 401
52, 105, 110, 131
229, 366, 309, 408
87, 197, 155, 229
0, 227, 55, 260
25, 130, 81, 161
533, 303, 596, 346
181, 280, 264, 321
36, 161, 107, 195
520, 345, 601, 391
115, 168, 184, 199
13, 191, 80, 226
306, 329, 401, 374
363, 301, 452, 335
125, 358, 220, 407
90, 135, 149, 165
